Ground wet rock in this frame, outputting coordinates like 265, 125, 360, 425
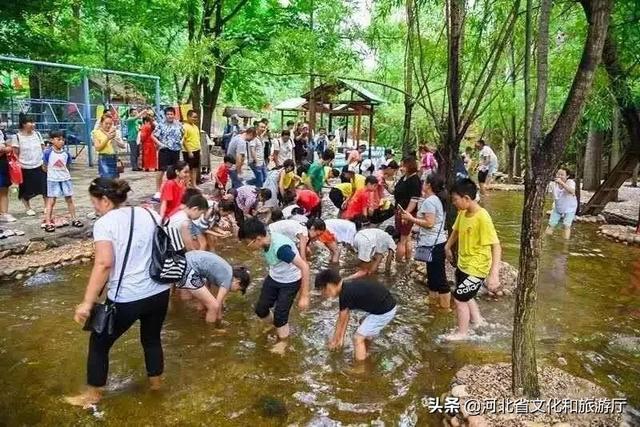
0, 250, 10, 259
25, 241, 47, 254
451, 385, 469, 398
15, 273, 23, 280
2, 269, 14, 277
35, 267, 44, 274
81, 257, 91, 263
255, 395, 288, 418
557, 356, 567, 366
449, 416, 461, 427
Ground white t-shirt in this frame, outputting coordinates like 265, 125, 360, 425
352, 228, 397, 262
93, 207, 169, 303
43, 148, 72, 182
282, 204, 302, 219
11, 131, 44, 169
325, 219, 357, 245
273, 138, 294, 165
167, 210, 190, 250
248, 137, 265, 166
268, 219, 308, 243
550, 180, 577, 214
479, 145, 498, 171
417, 195, 448, 246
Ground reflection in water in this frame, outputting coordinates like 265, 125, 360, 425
0, 192, 639, 425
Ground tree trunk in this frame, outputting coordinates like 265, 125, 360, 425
507, 142, 516, 183
515, 145, 522, 177
512, 0, 613, 398
610, 104, 621, 201
583, 125, 604, 191
441, 0, 463, 190
201, 67, 225, 135
401, 0, 415, 156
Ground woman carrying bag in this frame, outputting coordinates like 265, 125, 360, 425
66, 178, 170, 407
401, 174, 451, 310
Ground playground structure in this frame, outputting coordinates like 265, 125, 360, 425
0, 56, 161, 166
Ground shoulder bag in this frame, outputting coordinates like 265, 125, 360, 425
83, 207, 135, 335
414, 213, 444, 263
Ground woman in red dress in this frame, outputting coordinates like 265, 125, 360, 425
139, 116, 157, 171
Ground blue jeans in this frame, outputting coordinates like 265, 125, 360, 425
230, 169, 243, 189
128, 139, 139, 170
98, 154, 118, 178
248, 163, 266, 187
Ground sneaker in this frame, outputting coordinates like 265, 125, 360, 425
25, 209, 36, 216
0, 214, 16, 223
152, 192, 161, 201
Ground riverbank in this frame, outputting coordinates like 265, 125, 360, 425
442, 363, 625, 427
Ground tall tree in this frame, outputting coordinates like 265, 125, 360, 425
512, 0, 613, 397
401, 0, 416, 155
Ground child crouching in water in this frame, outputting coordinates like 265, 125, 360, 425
315, 268, 397, 361
444, 179, 501, 341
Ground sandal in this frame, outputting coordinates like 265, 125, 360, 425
44, 224, 56, 233
71, 220, 83, 228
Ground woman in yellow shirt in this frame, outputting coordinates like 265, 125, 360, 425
92, 114, 125, 178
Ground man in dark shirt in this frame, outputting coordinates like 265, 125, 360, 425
315, 269, 397, 361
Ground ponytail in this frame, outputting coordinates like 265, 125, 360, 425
166, 160, 188, 180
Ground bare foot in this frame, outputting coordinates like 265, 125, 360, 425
269, 340, 288, 355
148, 376, 162, 391
443, 332, 470, 341
64, 389, 101, 408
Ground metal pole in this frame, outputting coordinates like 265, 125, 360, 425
155, 78, 161, 115
82, 74, 94, 167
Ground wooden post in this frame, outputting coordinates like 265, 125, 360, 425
368, 105, 374, 158
356, 111, 362, 147
280, 110, 284, 128
328, 105, 333, 134
344, 115, 349, 147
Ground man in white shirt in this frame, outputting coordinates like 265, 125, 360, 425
475, 139, 499, 194
272, 129, 294, 167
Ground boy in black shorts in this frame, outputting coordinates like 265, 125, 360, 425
315, 269, 397, 361
444, 179, 501, 341
239, 217, 310, 353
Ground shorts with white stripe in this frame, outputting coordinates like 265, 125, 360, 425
454, 269, 485, 302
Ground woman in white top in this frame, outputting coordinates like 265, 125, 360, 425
402, 174, 451, 309
11, 114, 47, 216
68, 178, 170, 407
545, 168, 578, 240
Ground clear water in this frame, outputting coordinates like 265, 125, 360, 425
0, 191, 638, 426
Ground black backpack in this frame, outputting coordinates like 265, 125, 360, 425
144, 208, 187, 284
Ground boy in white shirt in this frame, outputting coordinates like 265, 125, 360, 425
43, 131, 82, 232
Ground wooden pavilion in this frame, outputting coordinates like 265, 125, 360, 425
274, 79, 385, 148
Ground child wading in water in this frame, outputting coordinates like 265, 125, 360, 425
239, 217, 310, 353
43, 131, 83, 231
545, 167, 577, 240
315, 269, 396, 361
444, 179, 501, 341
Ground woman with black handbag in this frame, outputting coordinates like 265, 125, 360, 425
66, 178, 170, 407
401, 174, 451, 310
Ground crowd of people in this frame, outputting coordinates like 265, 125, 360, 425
60, 114, 527, 408
0, 111, 579, 407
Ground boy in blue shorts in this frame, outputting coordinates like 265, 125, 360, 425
43, 131, 82, 232
315, 268, 397, 361
444, 178, 501, 341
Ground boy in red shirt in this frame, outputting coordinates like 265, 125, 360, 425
342, 176, 378, 222
283, 188, 322, 218
213, 155, 235, 191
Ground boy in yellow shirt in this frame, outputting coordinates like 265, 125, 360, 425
182, 110, 201, 185
444, 178, 501, 341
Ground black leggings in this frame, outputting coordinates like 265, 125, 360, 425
255, 276, 301, 328
426, 243, 450, 294
370, 207, 395, 224
87, 289, 170, 387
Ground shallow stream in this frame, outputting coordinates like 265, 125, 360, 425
0, 192, 638, 425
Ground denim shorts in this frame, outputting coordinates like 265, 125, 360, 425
549, 209, 575, 228
47, 180, 73, 198
356, 305, 397, 337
